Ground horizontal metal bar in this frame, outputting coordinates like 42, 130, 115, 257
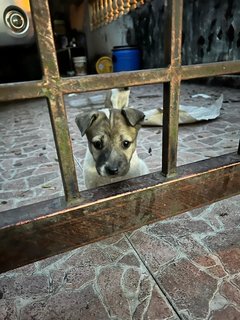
0, 80, 46, 102
60, 68, 170, 94
60, 60, 240, 93
181, 60, 240, 80
0, 152, 239, 273
0, 69, 169, 103
1, 60, 240, 102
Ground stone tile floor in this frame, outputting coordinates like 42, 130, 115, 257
0, 83, 240, 319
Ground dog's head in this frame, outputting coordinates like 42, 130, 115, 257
75, 108, 144, 177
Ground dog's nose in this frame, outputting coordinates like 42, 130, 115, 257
105, 166, 119, 175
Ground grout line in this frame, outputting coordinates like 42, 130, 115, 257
125, 233, 183, 320
73, 155, 83, 171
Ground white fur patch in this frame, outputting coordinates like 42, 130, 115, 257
101, 108, 110, 119
110, 88, 130, 109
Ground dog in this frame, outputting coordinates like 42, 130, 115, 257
75, 105, 149, 189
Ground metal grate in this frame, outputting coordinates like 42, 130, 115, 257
0, 0, 239, 273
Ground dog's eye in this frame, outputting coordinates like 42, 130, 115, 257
122, 140, 131, 149
92, 140, 103, 150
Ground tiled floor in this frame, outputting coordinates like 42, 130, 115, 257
0, 83, 240, 319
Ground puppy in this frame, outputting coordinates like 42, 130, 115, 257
75, 107, 149, 189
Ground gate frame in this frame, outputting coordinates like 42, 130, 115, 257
0, 0, 239, 273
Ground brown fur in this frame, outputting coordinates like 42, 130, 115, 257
75, 108, 149, 188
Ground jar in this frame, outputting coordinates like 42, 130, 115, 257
73, 56, 87, 76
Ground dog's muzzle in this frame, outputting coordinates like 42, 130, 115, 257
105, 165, 119, 176
96, 149, 130, 177
97, 161, 130, 177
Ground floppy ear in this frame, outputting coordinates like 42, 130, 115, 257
75, 112, 98, 136
121, 108, 145, 126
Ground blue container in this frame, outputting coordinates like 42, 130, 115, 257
112, 46, 141, 72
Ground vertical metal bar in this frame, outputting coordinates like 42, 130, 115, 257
162, 0, 183, 176
30, 0, 80, 201
29, 0, 59, 77
47, 95, 80, 201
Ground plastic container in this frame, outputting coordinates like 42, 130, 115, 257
73, 56, 87, 76
96, 56, 113, 73
112, 46, 141, 72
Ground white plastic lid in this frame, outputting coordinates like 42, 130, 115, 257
73, 56, 87, 62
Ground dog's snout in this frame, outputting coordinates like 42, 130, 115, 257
105, 165, 119, 176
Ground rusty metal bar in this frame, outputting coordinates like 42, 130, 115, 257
46, 94, 80, 201
60, 69, 170, 94
0, 152, 239, 273
30, 1, 58, 78
0, 80, 46, 101
181, 60, 240, 80
30, 0, 79, 202
2, 59, 240, 102
162, 0, 183, 176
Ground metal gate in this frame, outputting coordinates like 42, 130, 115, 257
0, 0, 239, 273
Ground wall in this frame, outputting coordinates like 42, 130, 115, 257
130, 0, 165, 68
131, 0, 240, 68
85, 13, 134, 63
86, 0, 240, 70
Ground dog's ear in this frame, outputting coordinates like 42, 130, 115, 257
75, 112, 98, 136
105, 88, 130, 109
121, 108, 145, 126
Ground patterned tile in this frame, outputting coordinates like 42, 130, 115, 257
0, 83, 239, 319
